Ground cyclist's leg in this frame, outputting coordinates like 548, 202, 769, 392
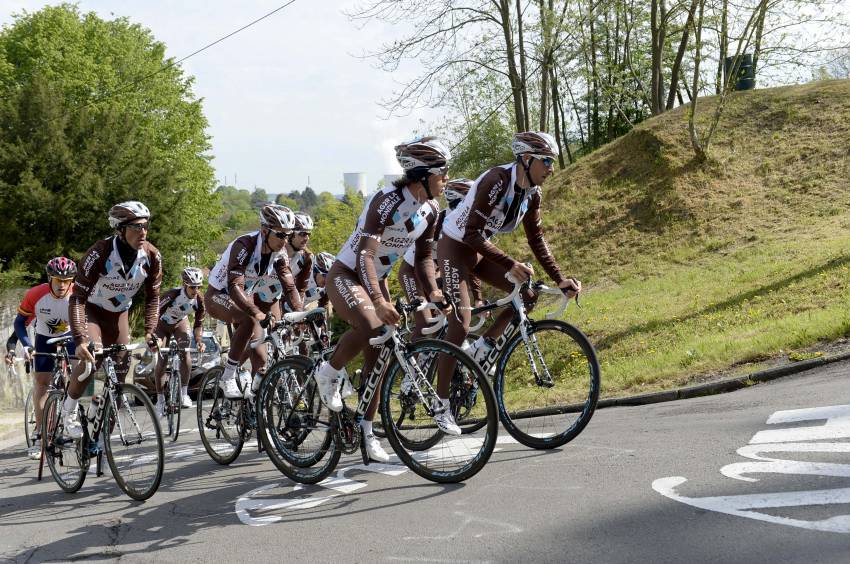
473, 258, 537, 340
173, 319, 192, 387
436, 237, 476, 397
205, 288, 261, 392
321, 264, 384, 411
32, 334, 57, 432
398, 261, 432, 342
153, 324, 170, 397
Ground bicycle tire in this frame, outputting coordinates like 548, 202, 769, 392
42, 391, 87, 493
104, 383, 164, 501
381, 339, 498, 483
197, 366, 243, 465
258, 357, 340, 484
24, 388, 35, 448
167, 371, 181, 442
495, 320, 600, 449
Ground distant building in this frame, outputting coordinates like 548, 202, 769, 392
343, 173, 368, 197
383, 174, 401, 189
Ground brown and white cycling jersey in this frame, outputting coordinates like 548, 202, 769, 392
336, 185, 439, 301
70, 236, 162, 343
441, 162, 565, 284
159, 287, 205, 328
208, 231, 301, 315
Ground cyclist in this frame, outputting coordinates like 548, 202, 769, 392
206, 204, 304, 400
153, 267, 207, 414
65, 201, 163, 439
254, 211, 314, 317
14, 257, 77, 458
318, 137, 455, 463
398, 179, 484, 340
436, 131, 581, 391
305, 251, 333, 309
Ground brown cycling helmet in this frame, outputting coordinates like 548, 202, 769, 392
511, 131, 560, 157
395, 136, 452, 172
444, 179, 473, 210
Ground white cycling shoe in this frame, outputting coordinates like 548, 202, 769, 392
63, 409, 83, 439
219, 372, 242, 399
314, 362, 343, 412
181, 394, 194, 409
364, 433, 390, 463
432, 398, 461, 436
27, 437, 41, 460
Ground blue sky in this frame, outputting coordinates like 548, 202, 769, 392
1, 1, 433, 195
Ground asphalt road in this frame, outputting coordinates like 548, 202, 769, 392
2, 361, 850, 563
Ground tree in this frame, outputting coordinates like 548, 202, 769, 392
250, 187, 270, 208
0, 4, 220, 282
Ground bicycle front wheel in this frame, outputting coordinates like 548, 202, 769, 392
104, 383, 164, 501
166, 372, 182, 442
24, 388, 36, 448
258, 358, 340, 484
42, 391, 87, 493
381, 339, 498, 483
197, 367, 243, 465
495, 320, 600, 449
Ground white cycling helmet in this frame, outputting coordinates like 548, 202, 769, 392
294, 213, 314, 232
108, 201, 151, 228
260, 204, 296, 230
313, 252, 335, 275
181, 267, 204, 286
511, 131, 560, 157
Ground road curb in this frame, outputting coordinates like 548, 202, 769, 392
601, 350, 850, 408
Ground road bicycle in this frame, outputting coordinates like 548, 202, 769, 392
156, 337, 197, 442
42, 342, 164, 501
196, 309, 326, 465
257, 300, 498, 484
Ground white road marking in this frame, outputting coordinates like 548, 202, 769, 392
655, 403, 850, 533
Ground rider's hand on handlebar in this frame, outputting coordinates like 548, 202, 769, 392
253, 311, 267, 322
146, 333, 158, 351
22, 346, 33, 362
375, 300, 401, 326
508, 262, 534, 284
77, 341, 96, 365
197, 341, 206, 353
4, 351, 15, 366
428, 290, 453, 317
559, 277, 582, 299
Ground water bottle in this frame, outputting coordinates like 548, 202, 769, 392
88, 394, 103, 421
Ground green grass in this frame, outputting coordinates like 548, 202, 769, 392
495, 79, 850, 398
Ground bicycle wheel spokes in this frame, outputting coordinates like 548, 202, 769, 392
24, 389, 36, 448
104, 384, 164, 501
197, 367, 243, 465
382, 340, 498, 483
497, 320, 600, 449
42, 392, 87, 493
259, 360, 340, 484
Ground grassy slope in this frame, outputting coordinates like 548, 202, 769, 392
502, 79, 850, 397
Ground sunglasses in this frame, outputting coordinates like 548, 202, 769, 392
427, 165, 449, 176
270, 229, 291, 239
124, 222, 150, 232
533, 156, 555, 167
295, 231, 311, 237
186, 285, 201, 290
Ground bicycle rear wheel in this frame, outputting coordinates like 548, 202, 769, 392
258, 358, 340, 484
381, 339, 497, 483
42, 391, 87, 493
104, 383, 164, 501
197, 367, 243, 465
495, 320, 600, 449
